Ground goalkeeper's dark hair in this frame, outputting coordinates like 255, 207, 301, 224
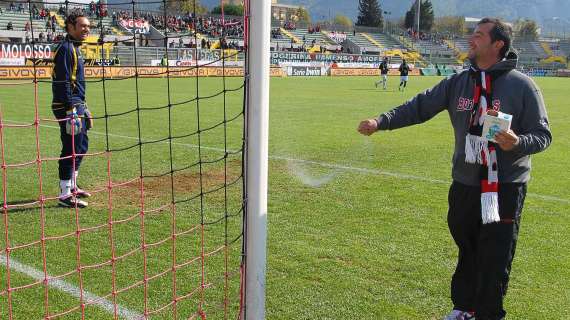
478, 17, 512, 58
65, 11, 87, 33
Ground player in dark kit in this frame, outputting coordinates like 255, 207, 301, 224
375, 57, 390, 90
52, 12, 93, 208
398, 59, 410, 91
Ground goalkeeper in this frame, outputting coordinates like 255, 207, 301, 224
51, 12, 92, 208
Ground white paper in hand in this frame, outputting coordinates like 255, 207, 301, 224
482, 112, 513, 142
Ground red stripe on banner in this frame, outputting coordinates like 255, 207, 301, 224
481, 180, 498, 193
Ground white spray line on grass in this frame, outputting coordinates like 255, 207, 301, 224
3, 120, 569, 204
273, 156, 570, 205
0, 255, 144, 320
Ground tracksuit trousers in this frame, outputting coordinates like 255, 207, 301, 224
54, 107, 89, 181
447, 181, 527, 320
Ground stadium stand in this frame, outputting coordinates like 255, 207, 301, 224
3, 2, 567, 72
453, 37, 470, 52
559, 40, 570, 57
344, 32, 378, 53
367, 32, 405, 51
271, 27, 295, 51
513, 41, 548, 64
286, 26, 337, 52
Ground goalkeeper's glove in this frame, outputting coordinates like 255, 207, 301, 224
84, 108, 93, 130
65, 108, 82, 135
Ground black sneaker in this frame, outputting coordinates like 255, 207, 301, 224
58, 196, 88, 208
72, 186, 91, 198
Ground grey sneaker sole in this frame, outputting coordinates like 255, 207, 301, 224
58, 197, 88, 208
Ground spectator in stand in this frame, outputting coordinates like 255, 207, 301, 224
39, 32, 45, 43
25, 21, 31, 32
9, 2, 15, 12
32, 4, 39, 19
25, 31, 31, 43
7, 21, 13, 30
89, 0, 96, 17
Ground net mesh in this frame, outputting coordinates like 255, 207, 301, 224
0, 0, 248, 318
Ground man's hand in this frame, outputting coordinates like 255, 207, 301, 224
358, 119, 379, 136
65, 108, 82, 135
494, 129, 519, 151
84, 108, 94, 130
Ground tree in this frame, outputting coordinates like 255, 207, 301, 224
433, 16, 466, 36
404, 0, 435, 32
515, 19, 539, 41
295, 7, 311, 24
420, 0, 434, 32
164, 0, 207, 15
334, 15, 353, 29
356, 0, 384, 29
404, 8, 415, 30
211, 4, 244, 16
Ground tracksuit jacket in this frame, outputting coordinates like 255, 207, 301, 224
52, 35, 86, 116
377, 53, 552, 186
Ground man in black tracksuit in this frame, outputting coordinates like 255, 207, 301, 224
398, 59, 410, 91
52, 12, 92, 208
375, 57, 390, 90
358, 18, 551, 320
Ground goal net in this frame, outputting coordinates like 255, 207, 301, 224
0, 0, 268, 318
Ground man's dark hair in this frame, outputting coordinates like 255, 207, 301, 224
478, 17, 512, 58
64, 11, 86, 32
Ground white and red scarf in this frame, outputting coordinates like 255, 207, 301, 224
464, 67, 507, 224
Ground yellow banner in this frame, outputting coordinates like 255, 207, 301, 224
0, 66, 285, 79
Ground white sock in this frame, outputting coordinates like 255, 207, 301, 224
72, 171, 79, 189
59, 180, 71, 198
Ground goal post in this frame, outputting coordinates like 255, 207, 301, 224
244, 0, 270, 319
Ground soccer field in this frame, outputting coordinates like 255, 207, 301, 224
1, 75, 569, 319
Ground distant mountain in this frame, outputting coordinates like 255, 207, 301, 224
198, 0, 570, 27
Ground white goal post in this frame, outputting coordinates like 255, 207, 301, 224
244, 0, 270, 319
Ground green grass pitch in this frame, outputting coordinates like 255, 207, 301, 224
1, 75, 569, 319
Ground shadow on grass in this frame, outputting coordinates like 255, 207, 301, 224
1, 199, 61, 214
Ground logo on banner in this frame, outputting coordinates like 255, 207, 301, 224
1, 44, 53, 59
119, 19, 150, 34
